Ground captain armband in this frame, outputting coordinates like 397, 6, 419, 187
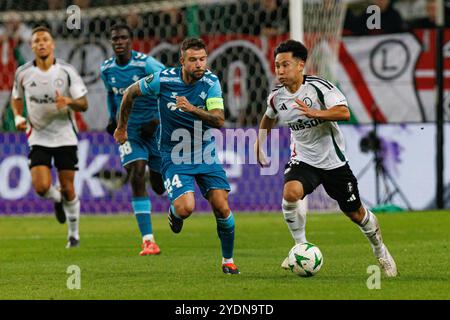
206, 97, 224, 111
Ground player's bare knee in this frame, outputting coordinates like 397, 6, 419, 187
212, 202, 230, 219
60, 185, 75, 201
345, 209, 364, 224
130, 173, 145, 189
174, 203, 194, 219
176, 207, 193, 219
129, 169, 146, 192
283, 188, 302, 203
34, 183, 50, 197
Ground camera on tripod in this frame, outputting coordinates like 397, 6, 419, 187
356, 129, 411, 211
359, 130, 381, 154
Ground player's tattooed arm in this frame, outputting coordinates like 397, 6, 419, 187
114, 82, 142, 144
175, 96, 225, 128
55, 90, 88, 112
117, 82, 142, 130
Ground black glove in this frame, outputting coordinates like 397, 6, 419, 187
140, 118, 160, 139
106, 119, 117, 136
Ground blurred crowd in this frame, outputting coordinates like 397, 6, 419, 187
0, 0, 290, 40
344, 0, 450, 35
1, 0, 449, 42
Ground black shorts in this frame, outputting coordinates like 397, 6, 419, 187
284, 160, 362, 213
28, 145, 79, 171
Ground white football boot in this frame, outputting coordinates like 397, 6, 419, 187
377, 244, 398, 277
281, 256, 290, 270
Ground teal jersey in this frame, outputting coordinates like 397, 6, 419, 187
138, 67, 224, 162
100, 50, 165, 126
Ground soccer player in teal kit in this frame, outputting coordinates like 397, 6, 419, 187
114, 38, 239, 274
101, 24, 165, 255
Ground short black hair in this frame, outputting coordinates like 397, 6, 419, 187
181, 37, 207, 53
110, 24, 132, 37
32, 26, 52, 37
274, 40, 308, 61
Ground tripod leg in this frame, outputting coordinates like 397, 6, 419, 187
383, 169, 413, 210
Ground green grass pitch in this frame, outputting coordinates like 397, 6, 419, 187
0, 211, 448, 300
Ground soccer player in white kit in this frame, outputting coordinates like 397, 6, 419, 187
11, 26, 88, 248
255, 40, 397, 277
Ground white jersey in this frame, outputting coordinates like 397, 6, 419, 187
265, 75, 348, 170
12, 59, 88, 147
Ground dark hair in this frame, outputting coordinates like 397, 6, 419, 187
181, 37, 207, 53
31, 26, 52, 37
274, 40, 308, 61
110, 24, 132, 37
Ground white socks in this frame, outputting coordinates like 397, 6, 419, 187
64, 196, 80, 240
222, 257, 234, 264
143, 234, 155, 242
43, 185, 62, 203
358, 208, 385, 257
282, 199, 307, 244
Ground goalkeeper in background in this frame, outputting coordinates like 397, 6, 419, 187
255, 40, 397, 277
100, 24, 165, 255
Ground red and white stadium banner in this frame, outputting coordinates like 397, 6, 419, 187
339, 30, 450, 123
2, 31, 449, 130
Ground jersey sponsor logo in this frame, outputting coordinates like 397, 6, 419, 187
170, 92, 178, 99
29, 94, 56, 104
160, 77, 183, 83
112, 87, 126, 95
280, 103, 288, 111
30, 81, 37, 87
288, 118, 326, 131
129, 61, 146, 67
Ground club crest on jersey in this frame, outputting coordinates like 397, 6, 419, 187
53, 78, 64, 88
303, 97, 313, 107
199, 91, 207, 100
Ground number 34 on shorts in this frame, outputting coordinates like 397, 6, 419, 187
164, 174, 183, 195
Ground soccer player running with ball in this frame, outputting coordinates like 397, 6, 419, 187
255, 40, 397, 277
114, 38, 239, 274
100, 24, 166, 256
11, 26, 88, 248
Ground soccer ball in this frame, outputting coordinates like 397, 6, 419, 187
287, 242, 323, 277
